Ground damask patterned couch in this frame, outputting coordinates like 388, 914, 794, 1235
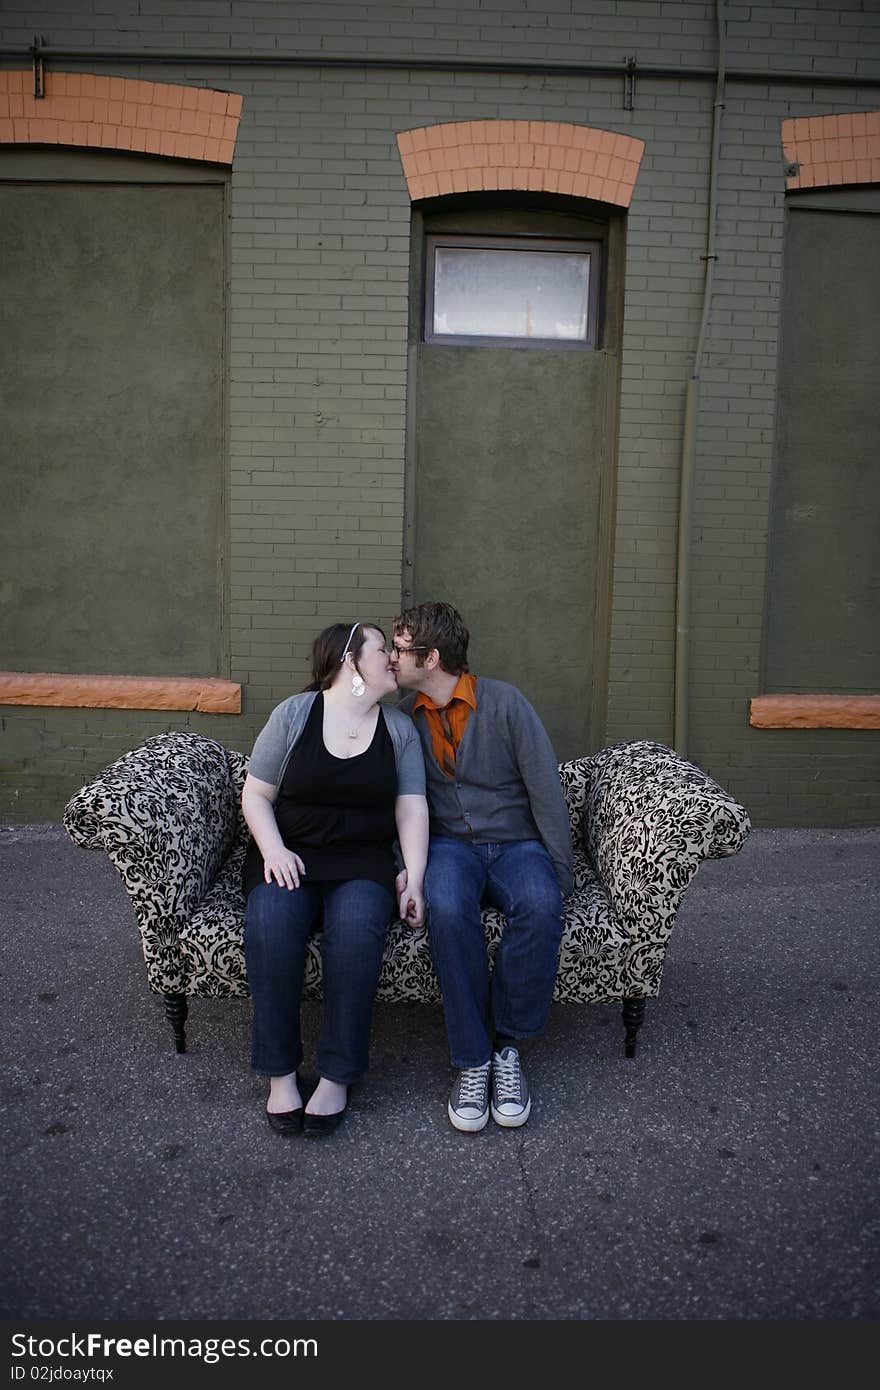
62, 731, 750, 1057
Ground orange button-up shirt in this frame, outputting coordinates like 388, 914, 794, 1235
413, 673, 477, 779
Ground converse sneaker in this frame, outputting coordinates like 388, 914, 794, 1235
448, 1061, 491, 1132
491, 1046, 531, 1127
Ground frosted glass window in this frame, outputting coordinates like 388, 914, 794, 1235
431, 245, 591, 341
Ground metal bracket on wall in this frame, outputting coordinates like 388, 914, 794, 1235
623, 56, 637, 111
30, 34, 47, 99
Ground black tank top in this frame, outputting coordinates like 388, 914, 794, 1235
242, 692, 398, 897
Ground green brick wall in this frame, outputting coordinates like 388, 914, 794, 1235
2, 2, 878, 825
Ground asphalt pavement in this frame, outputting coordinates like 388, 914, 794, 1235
2, 820, 878, 1323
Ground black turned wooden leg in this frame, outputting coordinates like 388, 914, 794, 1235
622, 997, 646, 1058
163, 993, 188, 1054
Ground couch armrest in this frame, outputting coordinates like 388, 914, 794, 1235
583, 740, 750, 942
558, 757, 591, 850
63, 733, 245, 992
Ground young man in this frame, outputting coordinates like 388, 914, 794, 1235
391, 602, 573, 1132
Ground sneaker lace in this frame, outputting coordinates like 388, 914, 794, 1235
457, 1064, 489, 1105
493, 1051, 521, 1102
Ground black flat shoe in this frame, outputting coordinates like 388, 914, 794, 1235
266, 1106, 304, 1136
265, 1072, 311, 1135
302, 1103, 347, 1138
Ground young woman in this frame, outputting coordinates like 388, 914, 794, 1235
241, 621, 428, 1138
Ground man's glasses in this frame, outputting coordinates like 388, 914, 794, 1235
391, 643, 430, 658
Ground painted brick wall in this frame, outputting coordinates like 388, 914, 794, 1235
684, 71, 880, 824
2, 2, 878, 824
224, 64, 414, 718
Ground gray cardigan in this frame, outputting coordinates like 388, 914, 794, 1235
398, 677, 573, 895
247, 691, 426, 796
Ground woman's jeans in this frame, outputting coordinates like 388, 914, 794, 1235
424, 837, 564, 1069
244, 878, 394, 1085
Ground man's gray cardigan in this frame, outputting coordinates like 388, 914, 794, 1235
398, 677, 573, 895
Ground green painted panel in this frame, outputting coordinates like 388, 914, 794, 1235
765, 204, 880, 692
0, 181, 225, 676
411, 343, 607, 759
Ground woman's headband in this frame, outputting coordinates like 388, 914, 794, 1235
340, 622, 361, 662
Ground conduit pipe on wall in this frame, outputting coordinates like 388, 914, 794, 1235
673, 0, 726, 756
3, 43, 880, 88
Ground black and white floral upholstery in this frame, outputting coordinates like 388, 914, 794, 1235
63, 734, 248, 998
63, 732, 749, 1048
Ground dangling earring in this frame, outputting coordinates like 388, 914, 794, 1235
351, 673, 366, 698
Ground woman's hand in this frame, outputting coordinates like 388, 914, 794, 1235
242, 772, 305, 891
396, 869, 425, 929
401, 886, 425, 930
394, 794, 429, 930
263, 847, 306, 891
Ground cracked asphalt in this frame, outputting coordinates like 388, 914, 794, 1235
2, 821, 878, 1321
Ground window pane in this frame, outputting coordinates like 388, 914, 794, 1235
433, 246, 590, 340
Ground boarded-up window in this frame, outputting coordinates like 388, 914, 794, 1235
1, 169, 225, 677
763, 189, 880, 694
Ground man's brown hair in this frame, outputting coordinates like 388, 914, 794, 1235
393, 602, 470, 675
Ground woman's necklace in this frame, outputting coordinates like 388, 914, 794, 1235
323, 691, 375, 747
336, 703, 373, 740
346, 702, 382, 741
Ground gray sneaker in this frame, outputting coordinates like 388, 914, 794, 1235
448, 1061, 491, 1132
491, 1046, 531, 1127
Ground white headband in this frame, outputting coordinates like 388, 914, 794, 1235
340, 622, 360, 662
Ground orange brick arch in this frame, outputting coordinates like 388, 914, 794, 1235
397, 120, 644, 207
0, 69, 242, 164
782, 111, 880, 191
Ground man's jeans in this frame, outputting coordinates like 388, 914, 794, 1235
424, 837, 564, 1069
244, 878, 393, 1085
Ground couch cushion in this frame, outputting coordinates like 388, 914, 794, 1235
178, 842, 631, 1005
